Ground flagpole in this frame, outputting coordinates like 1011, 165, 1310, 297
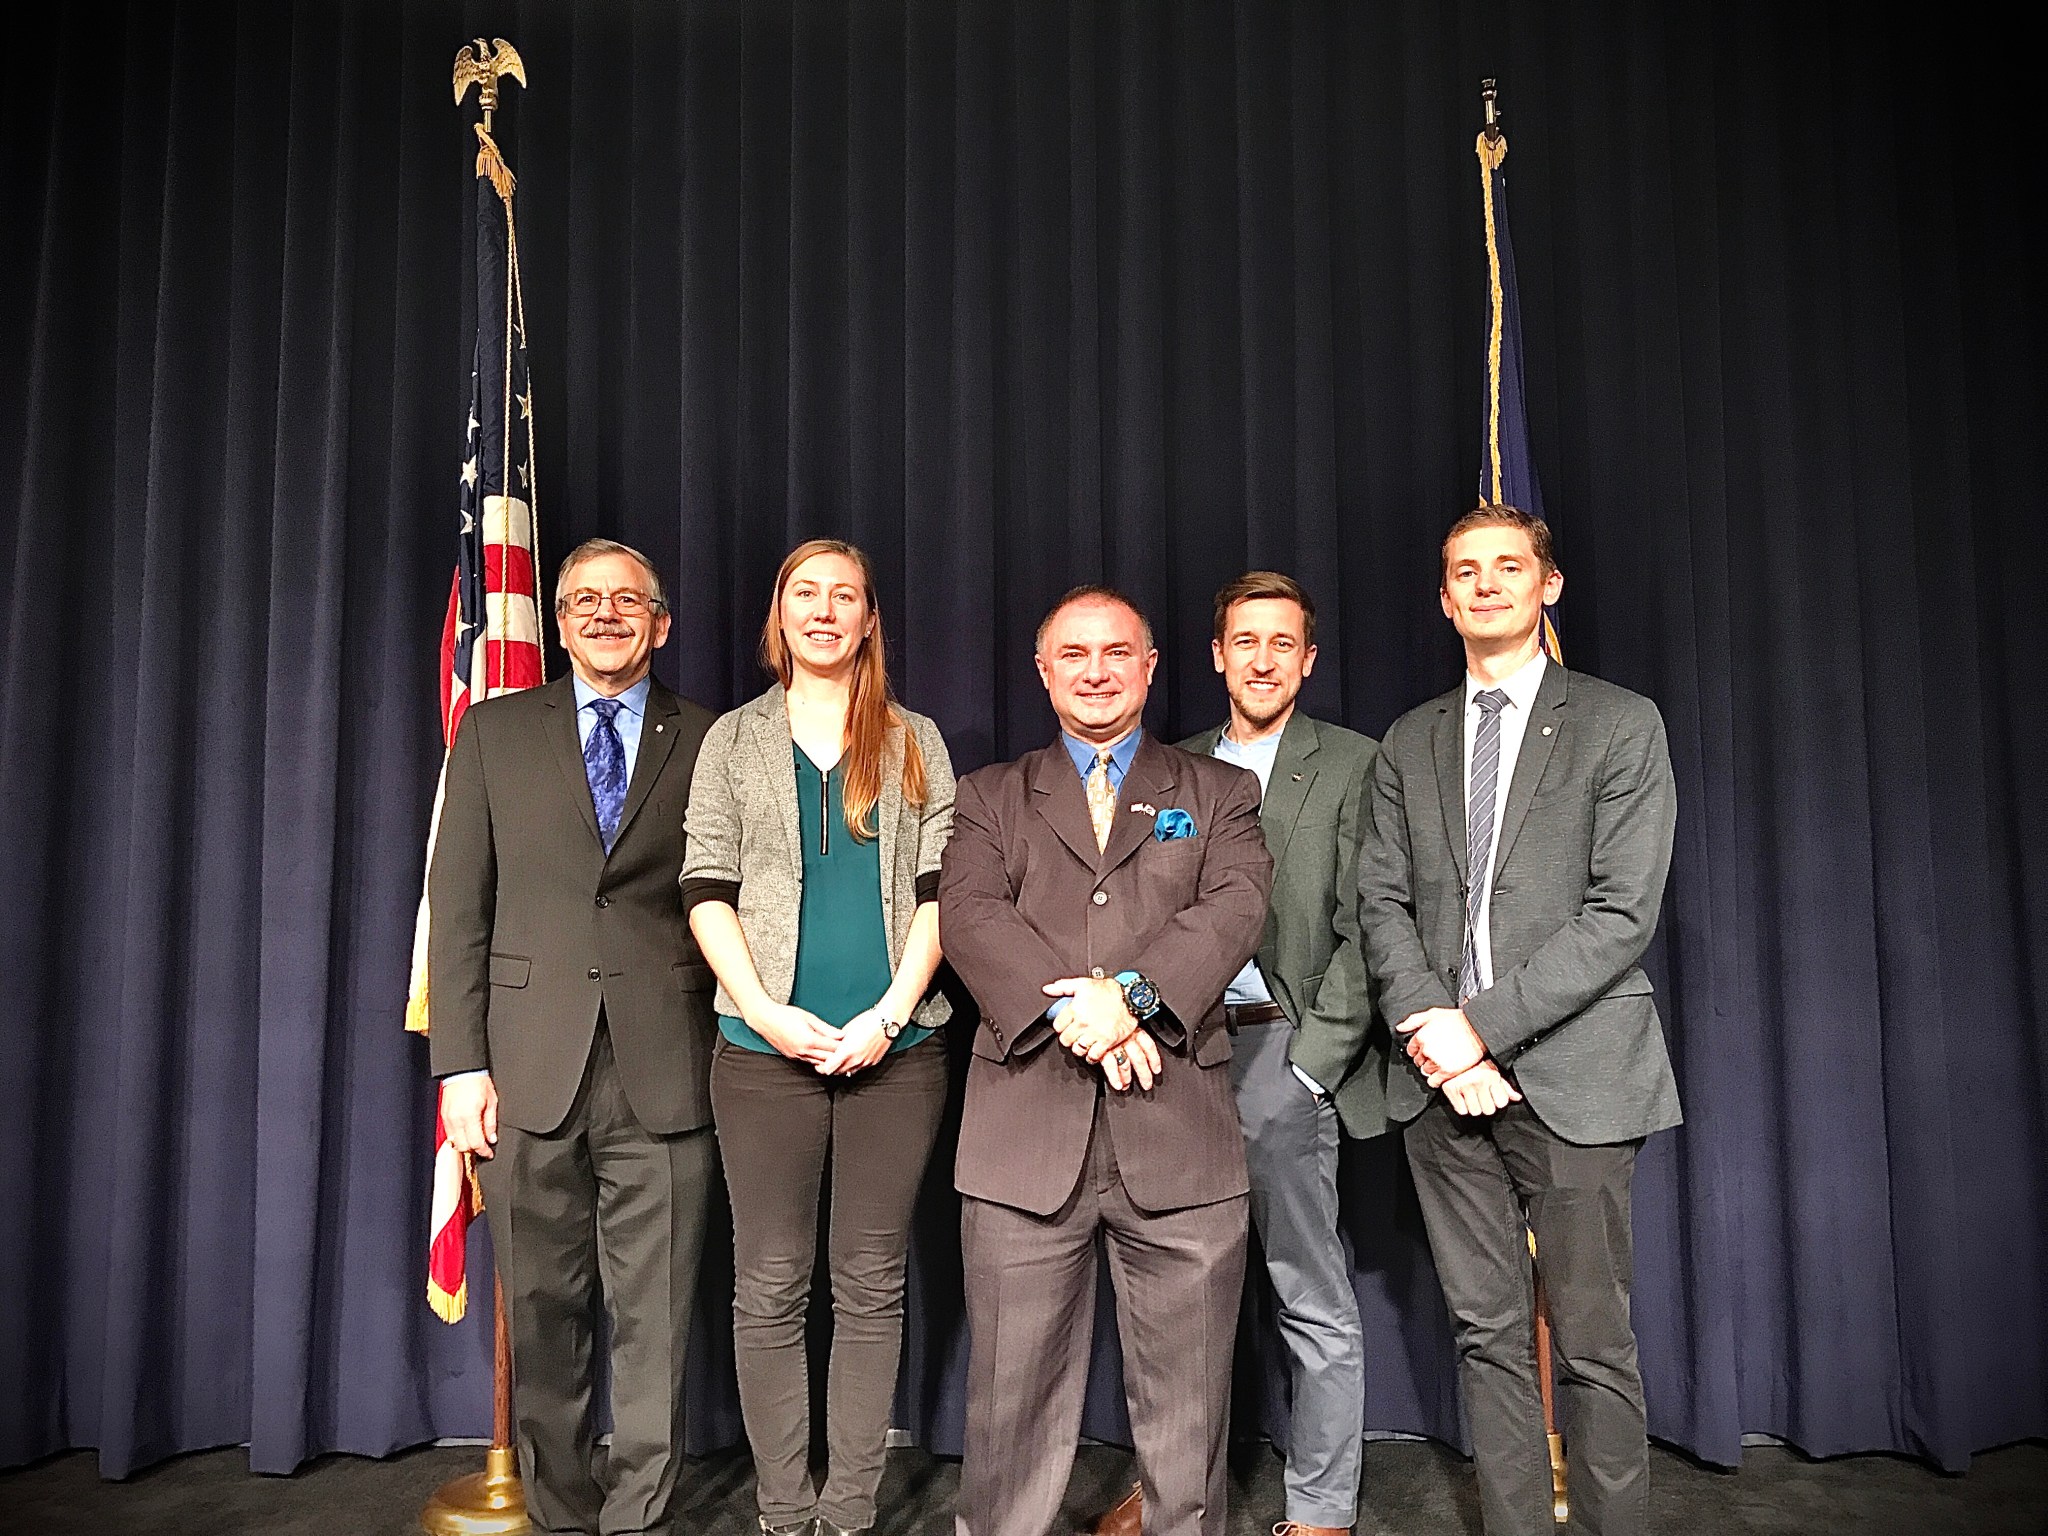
1478, 77, 1569, 1526
422, 40, 532, 1536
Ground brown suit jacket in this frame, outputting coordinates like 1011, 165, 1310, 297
940, 734, 1273, 1215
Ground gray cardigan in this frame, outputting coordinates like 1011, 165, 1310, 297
681, 684, 956, 1031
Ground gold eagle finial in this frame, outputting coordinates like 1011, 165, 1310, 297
453, 38, 527, 129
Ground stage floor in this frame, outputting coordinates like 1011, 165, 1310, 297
1, 1435, 2042, 1534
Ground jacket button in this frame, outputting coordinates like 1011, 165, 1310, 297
1091, 890, 1108, 905
992, 1025, 1005, 1044
1091, 967, 1105, 979
595, 895, 610, 908
587, 967, 600, 980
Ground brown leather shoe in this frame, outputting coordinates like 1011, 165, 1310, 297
1083, 1482, 1142, 1536
1272, 1524, 1351, 1536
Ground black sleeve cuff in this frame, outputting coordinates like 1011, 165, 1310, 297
681, 877, 741, 913
914, 870, 941, 905
1146, 1005, 1189, 1050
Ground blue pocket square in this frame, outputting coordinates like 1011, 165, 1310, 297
1153, 808, 1197, 841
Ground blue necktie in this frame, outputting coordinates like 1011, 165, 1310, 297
585, 698, 628, 851
1460, 689, 1511, 1002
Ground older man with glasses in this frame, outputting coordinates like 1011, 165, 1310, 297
430, 538, 721, 1536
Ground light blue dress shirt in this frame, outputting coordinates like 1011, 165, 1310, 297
1061, 727, 1142, 790
572, 673, 652, 783
1211, 732, 1280, 1007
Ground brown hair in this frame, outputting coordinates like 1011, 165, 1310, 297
1211, 570, 1316, 647
760, 539, 927, 841
1034, 585, 1155, 654
1441, 503, 1556, 579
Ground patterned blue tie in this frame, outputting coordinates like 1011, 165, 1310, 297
585, 697, 628, 851
1460, 689, 1511, 1002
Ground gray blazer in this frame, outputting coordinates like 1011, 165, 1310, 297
681, 684, 956, 1032
1357, 663, 1682, 1145
1180, 713, 1387, 1138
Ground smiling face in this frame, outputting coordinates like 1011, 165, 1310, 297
1035, 596, 1157, 745
557, 550, 670, 695
777, 549, 873, 682
1212, 595, 1316, 740
1440, 522, 1563, 664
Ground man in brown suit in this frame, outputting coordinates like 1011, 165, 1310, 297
940, 586, 1274, 1536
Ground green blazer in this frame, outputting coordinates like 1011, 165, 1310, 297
1180, 712, 1386, 1137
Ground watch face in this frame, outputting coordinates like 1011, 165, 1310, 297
1126, 976, 1161, 1016
881, 1018, 902, 1039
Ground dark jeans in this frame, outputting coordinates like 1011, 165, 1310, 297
1405, 1098, 1647, 1536
711, 1037, 949, 1529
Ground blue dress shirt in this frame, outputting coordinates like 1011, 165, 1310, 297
1061, 728, 1142, 790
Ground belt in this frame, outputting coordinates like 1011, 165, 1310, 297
1225, 1001, 1288, 1028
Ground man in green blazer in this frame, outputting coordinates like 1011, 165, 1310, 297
1115, 571, 1383, 1536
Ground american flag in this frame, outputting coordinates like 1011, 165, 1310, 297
407, 123, 543, 1324
1476, 108, 1562, 663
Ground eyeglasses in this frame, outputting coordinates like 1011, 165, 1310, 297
560, 588, 664, 618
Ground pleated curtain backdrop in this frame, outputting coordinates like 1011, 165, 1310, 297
0, 0, 2041, 1480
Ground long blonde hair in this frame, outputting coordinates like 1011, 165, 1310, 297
760, 538, 928, 841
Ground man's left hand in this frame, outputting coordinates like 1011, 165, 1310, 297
1396, 1006, 1486, 1085
1044, 975, 1140, 1062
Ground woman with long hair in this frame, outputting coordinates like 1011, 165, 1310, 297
683, 539, 955, 1536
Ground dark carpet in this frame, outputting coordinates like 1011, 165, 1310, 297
1, 1437, 2043, 1535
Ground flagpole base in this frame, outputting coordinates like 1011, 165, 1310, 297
421, 1445, 531, 1536
1548, 1431, 1569, 1525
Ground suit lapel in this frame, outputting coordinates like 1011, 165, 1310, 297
1492, 662, 1568, 874
1256, 713, 1319, 869
544, 676, 605, 847
1030, 742, 1102, 871
1098, 735, 1178, 876
1431, 687, 1469, 884
611, 682, 681, 849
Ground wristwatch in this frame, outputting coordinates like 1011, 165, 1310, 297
877, 1012, 904, 1041
1115, 970, 1162, 1022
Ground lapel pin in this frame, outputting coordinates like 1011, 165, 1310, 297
1292, 773, 1303, 781
1541, 725, 1553, 736
1131, 802, 1157, 815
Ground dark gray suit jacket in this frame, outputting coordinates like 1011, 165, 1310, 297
940, 735, 1273, 1216
428, 674, 719, 1136
1179, 714, 1387, 1138
1357, 663, 1682, 1145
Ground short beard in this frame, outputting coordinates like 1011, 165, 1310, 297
1229, 683, 1294, 733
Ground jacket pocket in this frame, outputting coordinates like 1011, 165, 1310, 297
489, 954, 532, 988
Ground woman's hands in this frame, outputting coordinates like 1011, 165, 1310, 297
815, 1007, 895, 1076
746, 1002, 842, 1067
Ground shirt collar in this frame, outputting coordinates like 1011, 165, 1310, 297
1466, 649, 1547, 715
1062, 727, 1142, 779
573, 673, 652, 720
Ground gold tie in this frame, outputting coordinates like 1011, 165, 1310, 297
1086, 748, 1117, 851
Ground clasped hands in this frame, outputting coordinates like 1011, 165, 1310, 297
751, 1001, 896, 1075
1395, 1006, 1522, 1117
1042, 975, 1161, 1092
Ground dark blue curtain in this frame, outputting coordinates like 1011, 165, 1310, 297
2, 0, 2042, 1481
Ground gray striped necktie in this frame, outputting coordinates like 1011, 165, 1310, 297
1460, 688, 1511, 1002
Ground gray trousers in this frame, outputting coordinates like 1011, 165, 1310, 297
957, 1096, 1249, 1536
1229, 1019, 1366, 1529
1404, 1099, 1646, 1536
477, 1026, 716, 1536
710, 1037, 949, 1529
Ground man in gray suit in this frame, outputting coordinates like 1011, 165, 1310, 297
940, 586, 1273, 1536
432, 538, 718, 1536
1356, 505, 1680, 1536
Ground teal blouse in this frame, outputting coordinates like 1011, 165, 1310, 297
718, 746, 933, 1055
